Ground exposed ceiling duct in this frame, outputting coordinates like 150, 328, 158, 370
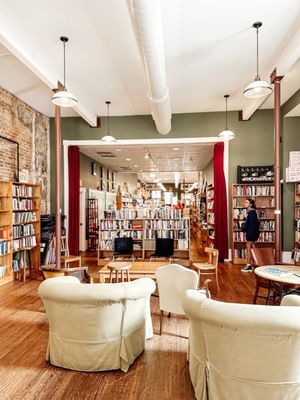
127, 0, 171, 135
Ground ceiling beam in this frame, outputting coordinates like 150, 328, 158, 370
0, 27, 98, 126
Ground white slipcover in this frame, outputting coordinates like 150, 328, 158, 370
183, 291, 300, 400
38, 276, 156, 372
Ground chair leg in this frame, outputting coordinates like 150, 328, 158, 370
127, 269, 130, 282
121, 270, 124, 282
79, 258, 81, 267
160, 310, 163, 335
253, 277, 260, 304
109, 271, 113, 283
215, 270, 220, 293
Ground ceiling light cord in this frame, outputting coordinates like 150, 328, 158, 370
225, 95, 228, 130
63, 40, 66, 89
256, 25, 259, 81
106, 101, 110, 134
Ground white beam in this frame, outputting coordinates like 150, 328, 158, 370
0, 24, 97, 126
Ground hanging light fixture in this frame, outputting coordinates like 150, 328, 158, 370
243, 22, 272, 99
52, 36, 77, 107
101, 101, 116, 142
219, 95, 235, 140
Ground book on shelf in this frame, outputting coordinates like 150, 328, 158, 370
0, 265, 6, 277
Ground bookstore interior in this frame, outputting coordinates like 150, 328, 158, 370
2, 2, 300, 398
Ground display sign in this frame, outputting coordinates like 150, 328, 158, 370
237, 165, 274, 183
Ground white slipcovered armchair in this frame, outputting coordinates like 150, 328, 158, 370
38, 276, 156, 372
183, 291, 300, 400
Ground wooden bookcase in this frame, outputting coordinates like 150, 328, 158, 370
206, 187, 215, 247
0, 181, 13, 286
97, 208, 190, 262
0, 181, 40, 285
293, 182, 300, 263
12, 182, 41, 281
231, 184, 275, 264
88, 198, 98, 251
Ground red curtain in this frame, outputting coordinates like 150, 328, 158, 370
68, 146, 80, 255
214, 142, 228, 260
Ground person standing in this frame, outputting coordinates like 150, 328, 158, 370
241, 198, 260, 272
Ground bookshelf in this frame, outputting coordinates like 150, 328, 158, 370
293, 183, 300, 264
12, 182, 40, 281
97, 208, 190, 262
0, 181, 12, 286
231, 184, 275, 264
206, 186, 215, 247
0, 181, 40, 285
191, 192, 207, 245
88, 198, 98, 251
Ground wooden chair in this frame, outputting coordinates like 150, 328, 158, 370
251, 247, 281, 304
107, 262, 131, 283
193, 247, 219, 293
60, 236, 82, 268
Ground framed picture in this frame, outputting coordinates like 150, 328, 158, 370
91, 162, 97, 176
237, 165, 274, 183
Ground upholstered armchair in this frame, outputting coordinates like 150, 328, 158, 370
38, 276, 156, 372
183, 291, 300, 400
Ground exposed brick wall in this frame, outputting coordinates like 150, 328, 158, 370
0, 86, 50, 213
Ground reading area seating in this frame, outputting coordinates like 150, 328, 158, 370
38, 276, 155, 372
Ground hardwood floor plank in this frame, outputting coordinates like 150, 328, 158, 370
0, 236, 261, 399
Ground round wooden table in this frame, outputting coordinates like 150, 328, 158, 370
254, 265, 300, 303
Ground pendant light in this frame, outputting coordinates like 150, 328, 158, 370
101, 101, 116, 142
243, 22, 272, 99
218, 95, 235, 140
52, 36, 77, 107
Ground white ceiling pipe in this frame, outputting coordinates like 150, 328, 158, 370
127, 0, 171, 135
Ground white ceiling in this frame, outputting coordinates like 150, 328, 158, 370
80, 142, 214, 183
1, 0, 300, 122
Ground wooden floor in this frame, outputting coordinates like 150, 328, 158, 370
0, 240, 259, 400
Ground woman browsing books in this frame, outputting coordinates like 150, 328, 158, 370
241, 198, 260, 272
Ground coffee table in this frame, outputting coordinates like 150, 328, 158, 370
254, 265, 300, 303
99, 261, 169, 282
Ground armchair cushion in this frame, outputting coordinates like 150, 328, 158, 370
183, 290, 300, 400
39, 276, 156, 372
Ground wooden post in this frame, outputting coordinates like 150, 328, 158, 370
55, 104, 62, 268
271, 69, 284, 263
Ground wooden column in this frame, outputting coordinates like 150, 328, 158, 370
271, 70, 284, 263
55, 105, 62, 268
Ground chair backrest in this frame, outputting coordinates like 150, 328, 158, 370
204, 247, 219, 267
59, 236, 69, 256
155, 238, 174, 257
183, 290, 300, 400
155, 264, 198, 314
38, 276, 156, 372
114, 237, 133, 254
251, 247, 275, 266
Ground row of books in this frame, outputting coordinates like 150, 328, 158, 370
233, 220, 275, 231
144, 219, 190, 230
207, 200, 214, 209
13, 235, 36, 251
99, 220, 142, 230
233, 185, 275, 196
232, 198, 274, 207
233, 248, 247, 259
233, 232, 275, 242
104, 209, 145, 219
143, 230, 189, 240
0, 241, 10, 255
13, 212, 37, 224
0, 265, 6, 277
13, 199, 36, 210
292, 247, 300, 262
296, 220, 300, 230
13, 185, 33, 197
99, 231, 143, 240
206, 189, 214, 200
99, 240, 114, 251
233, 208, 274, 220
207, 213, 214, 224
13, 224, 35, 238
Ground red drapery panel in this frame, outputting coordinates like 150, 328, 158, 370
214, 142, 228, 260
68, 145, 80, 255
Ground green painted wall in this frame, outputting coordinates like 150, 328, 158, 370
80, 153, 102, 190
50, 108, 280, 248
282, 116, 300, 250
50, 109, 274, 208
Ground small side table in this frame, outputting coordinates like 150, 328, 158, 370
106, 262, 132, 283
